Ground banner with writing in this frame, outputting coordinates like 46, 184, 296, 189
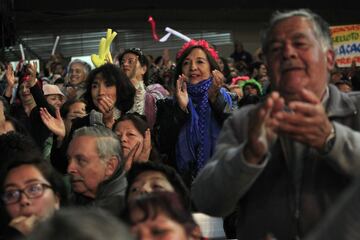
330, 24, 360, 67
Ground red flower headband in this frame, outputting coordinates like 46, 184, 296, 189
176, 39, 219, 61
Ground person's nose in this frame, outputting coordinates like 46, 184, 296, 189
190, 61, 197, 71
282, 42, 297, 59
120, 134, 127, 143
98, 83, 106, 96
67, 158, 77, 174
22, 86, 29, 93
122, 59, 130, 67
250, 88, 258, 95
139, 184, 152, 195
19, 192, 31, 207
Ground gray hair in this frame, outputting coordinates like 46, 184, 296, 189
68, 59, 92, 76
261, 9, 333, 54
27, 207, 134, 240
73, 126, 122, 164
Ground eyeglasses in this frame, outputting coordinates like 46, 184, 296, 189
120, 57, 138, 66
2, 183, 52, 205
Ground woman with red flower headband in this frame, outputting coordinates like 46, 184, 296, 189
155, 39, 232, 187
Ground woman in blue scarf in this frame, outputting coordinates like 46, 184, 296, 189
155, 40, 232, 187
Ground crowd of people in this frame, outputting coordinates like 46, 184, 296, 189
0, 8, 360, 240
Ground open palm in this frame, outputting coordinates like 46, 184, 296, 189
5, 64, 15, 87
137, 128, 152, 162
40, 107, 66, 139
176, 74, 189, 111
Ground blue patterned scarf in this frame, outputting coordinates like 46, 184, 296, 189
175, 78, 222, 177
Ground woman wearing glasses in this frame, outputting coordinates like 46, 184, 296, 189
0, 157, 67, 239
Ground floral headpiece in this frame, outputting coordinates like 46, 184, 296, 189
176, 39, 219, 61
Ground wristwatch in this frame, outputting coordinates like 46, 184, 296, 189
322, 123, 336, 154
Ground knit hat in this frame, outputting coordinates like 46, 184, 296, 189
239, 79, 263, 95
43, 84, 65, 97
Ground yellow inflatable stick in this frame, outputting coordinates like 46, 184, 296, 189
91, 29, 117, 67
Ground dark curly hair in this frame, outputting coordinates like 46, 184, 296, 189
0, 132, 41, 170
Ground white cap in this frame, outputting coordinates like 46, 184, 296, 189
43, 84, 65, 97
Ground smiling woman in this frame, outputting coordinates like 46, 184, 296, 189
154, 39, 233, 187
63, 59, 92, 101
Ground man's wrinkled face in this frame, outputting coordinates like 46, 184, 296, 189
266, 16, 334, 103
67, 136, 108, 198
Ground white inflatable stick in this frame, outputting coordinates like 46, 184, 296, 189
51, 36, 60, 55
159, 27, 191, 42
19, 44, 25, 60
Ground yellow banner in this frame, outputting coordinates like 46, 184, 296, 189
330, 24, 360, 67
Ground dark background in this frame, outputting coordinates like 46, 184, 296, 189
1, 0, 359, 61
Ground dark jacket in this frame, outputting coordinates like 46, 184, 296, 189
70, 161, 127, 216
0, 226, 23, 240
154, 93, 231, 187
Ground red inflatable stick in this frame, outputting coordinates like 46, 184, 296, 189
148, 16, 159, 41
